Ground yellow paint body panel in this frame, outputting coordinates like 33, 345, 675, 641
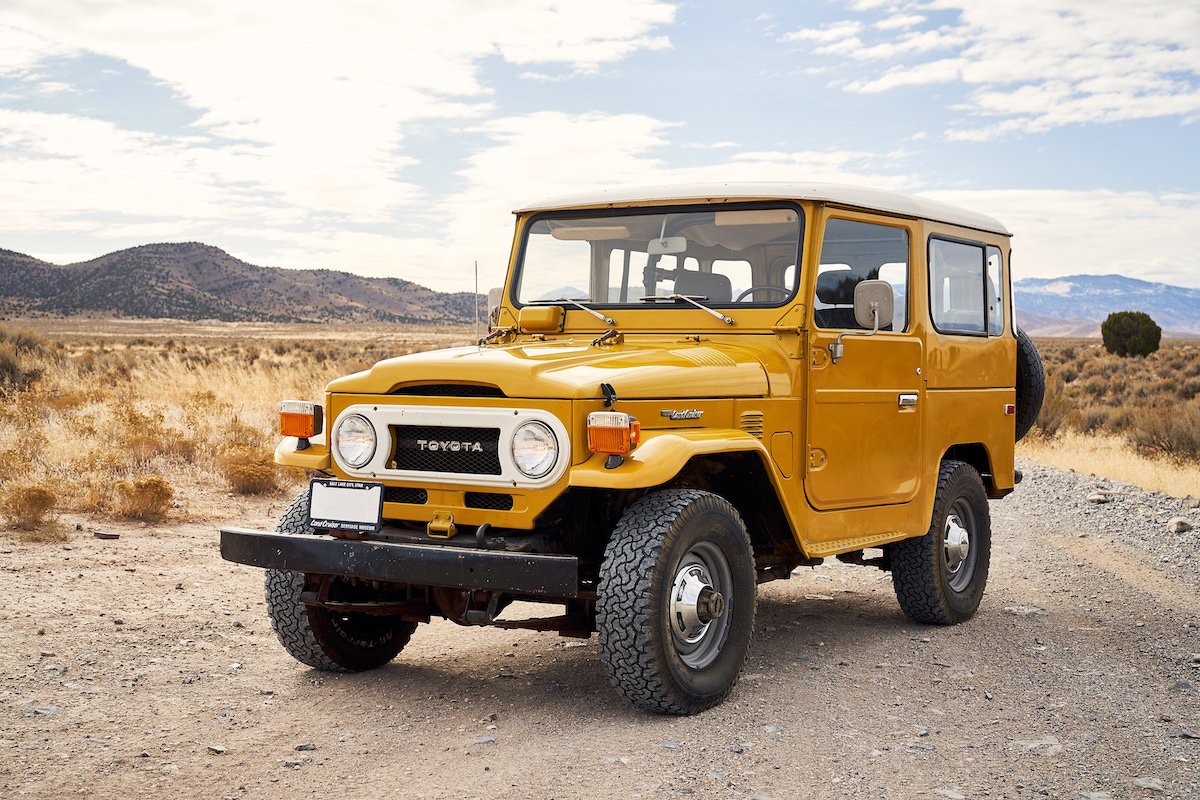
274, 192, 1020, 557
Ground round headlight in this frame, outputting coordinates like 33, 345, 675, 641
335, 413, 377, 468
511, 420, 558, 479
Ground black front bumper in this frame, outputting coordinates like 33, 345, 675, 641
219, 527, 579, 597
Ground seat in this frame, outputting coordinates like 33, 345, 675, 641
813, 270, 860, 329
673, 270, 732, 302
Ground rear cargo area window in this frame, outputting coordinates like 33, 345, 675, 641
929, 238, 986, 335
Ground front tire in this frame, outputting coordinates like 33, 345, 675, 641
891, 460, 991, 625
265, 493, 417, 672
596, 489, 756, 715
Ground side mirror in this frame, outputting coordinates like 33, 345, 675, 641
830, 280, 896, 365
853, 280, 894, 331
487, 287, 503, 327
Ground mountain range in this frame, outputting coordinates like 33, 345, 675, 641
1013, 274, 1200, 338
0, 243, 1194, 336
0, 242, 483, 325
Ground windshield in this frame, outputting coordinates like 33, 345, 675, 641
514, 205, 803, 307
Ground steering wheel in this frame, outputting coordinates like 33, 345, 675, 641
735, 285, 791, 302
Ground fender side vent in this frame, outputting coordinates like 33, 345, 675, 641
740, 411, 764, 440
465, 492, 514, 511
384, 487, 428, 505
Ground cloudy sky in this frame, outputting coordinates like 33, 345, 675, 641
0, 0, 1197, 291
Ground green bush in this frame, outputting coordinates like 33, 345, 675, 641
1101, 311, 1161, 357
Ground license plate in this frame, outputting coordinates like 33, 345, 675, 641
307, 478, 384, 533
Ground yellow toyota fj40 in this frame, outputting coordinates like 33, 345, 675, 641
220, 182, 1045, 715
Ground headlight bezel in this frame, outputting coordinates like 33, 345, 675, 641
334, 413, 378, 468
510, 420, 559, 479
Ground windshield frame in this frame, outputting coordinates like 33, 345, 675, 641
509, 200, 806, 312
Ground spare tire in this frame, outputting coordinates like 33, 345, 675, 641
1014, 325, 1044, 442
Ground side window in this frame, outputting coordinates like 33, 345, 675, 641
986, 246, 1004, 336
814, 218, 909, 331
929, 238, 985, 334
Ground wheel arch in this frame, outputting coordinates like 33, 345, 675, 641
941, 443, 999, 495
568, 430, 809, 575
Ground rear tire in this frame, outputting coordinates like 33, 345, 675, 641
265, 493, 416, 672
1015, 325, 1044, 442
596, 489, 756, 715
891, 460, 991, 625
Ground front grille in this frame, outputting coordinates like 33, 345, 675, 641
392, 383, 506, 398
383, 487, 428, 505
465, 492, 514, 511
391, 425, 502, 475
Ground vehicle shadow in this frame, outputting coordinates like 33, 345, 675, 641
281, 586, 931, 720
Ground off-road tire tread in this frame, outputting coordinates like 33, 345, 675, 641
596, 489, 754, 715
264, 493, 414, 672
264, 494, 346, 671
1015, 324, 1045, 442
891, 460, 990, 625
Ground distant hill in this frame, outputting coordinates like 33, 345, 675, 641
0, 243, 484, 324
1014, 274, 1200, 338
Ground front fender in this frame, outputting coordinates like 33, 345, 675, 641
274, 436, 331, 470
568, 429, 769, 489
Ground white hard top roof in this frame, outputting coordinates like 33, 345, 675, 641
516, 181, 1010, 236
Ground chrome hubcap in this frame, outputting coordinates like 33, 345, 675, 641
944, 514, 971, 573
670, 563, 724, 643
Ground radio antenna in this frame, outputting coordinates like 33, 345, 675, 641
474, 260, 480, 346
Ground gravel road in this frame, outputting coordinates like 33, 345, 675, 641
3, 459, 1198, 799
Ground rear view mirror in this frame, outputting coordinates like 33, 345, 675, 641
854, 280, 894, 331
647, 236, 687, 255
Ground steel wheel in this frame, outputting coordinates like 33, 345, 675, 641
942, 500, 979, 593
668, 541, 733, 669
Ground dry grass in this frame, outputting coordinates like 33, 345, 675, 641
1032, 338, 1200, 461
0, 319, 472, 527
1018, 430, 1200, 498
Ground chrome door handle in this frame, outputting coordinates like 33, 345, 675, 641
898, 393, 918, 409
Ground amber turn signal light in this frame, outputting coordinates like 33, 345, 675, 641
587, 411, 641, 455
280, 400, 324, 440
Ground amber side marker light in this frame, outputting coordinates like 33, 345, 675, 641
280, 400, 324, 450
587, 411, 640, 469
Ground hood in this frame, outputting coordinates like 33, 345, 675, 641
327, 339, 770, 399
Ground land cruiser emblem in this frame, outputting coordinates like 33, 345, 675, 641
660, 409, 704, 420
416, 439, 484, 452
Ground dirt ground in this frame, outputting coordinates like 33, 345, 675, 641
3, 486, 1198, 799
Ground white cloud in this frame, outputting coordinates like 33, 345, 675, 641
926, 189, 1200, 287
786, 1, 1200, 138
0, 1, 679, 287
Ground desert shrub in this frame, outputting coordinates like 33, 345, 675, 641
114, 475, 174, 520
1128, 403, 1200, 461
218, 445, 282, 494
0, 342, 43, 394
0, 324, 45, 354
1035, 373, 1073, 438
1101, 311, 1161, 357
1, 484, 56, 529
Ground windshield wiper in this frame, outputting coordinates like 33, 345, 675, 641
529, 298, 616, 326
640, 294, 734, 325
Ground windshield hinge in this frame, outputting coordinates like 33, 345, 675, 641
592, 329, 624, 347
478, 327, 516, 346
